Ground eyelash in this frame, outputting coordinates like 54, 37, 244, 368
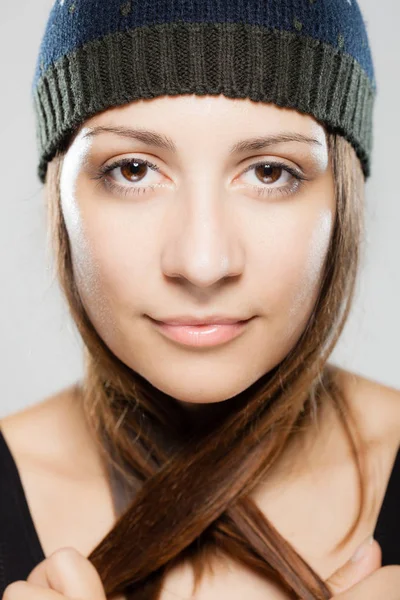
89, 157, 309, 199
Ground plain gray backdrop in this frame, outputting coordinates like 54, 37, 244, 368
0, 0, 398, 418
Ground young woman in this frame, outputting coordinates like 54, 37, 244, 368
1, 1, 400, 599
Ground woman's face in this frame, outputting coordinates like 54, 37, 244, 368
60, 94, 335, 406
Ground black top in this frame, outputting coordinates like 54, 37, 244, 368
0, 428, 399, 595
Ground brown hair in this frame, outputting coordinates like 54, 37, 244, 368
45, 129, 367, 599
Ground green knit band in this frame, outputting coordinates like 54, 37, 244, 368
33, 21, 376, 183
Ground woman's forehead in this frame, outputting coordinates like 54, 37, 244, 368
79, 95, 328, 156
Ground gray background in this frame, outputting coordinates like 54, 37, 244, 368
0, 0, 398, 418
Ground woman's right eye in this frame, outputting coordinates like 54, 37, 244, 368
99, 157, 162, 184
89, 157, 164, 198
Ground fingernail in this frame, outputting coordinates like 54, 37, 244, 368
351, 535, 374, 562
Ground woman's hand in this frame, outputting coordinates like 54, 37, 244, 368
325, 537, 400, 598
2, 547, 107, 600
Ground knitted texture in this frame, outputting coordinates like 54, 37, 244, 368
32, 0, 377, 183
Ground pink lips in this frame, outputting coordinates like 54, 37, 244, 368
150, 318, 252, 347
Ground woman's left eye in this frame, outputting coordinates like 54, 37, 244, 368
89, 157, 308, 199
239, 161, 307, 197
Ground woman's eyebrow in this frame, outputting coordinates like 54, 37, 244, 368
83, 126, 323, 154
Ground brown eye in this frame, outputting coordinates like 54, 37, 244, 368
120, 160, 149, 183
238, 160, 306, 198
90, 157, 163, 199
254, 163, 283, 184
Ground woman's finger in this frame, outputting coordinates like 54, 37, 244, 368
3, 580, 67, 600
27, 547, 107, 600
325, 537, 381, 595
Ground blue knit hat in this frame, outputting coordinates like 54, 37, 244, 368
32, 0, 376, 184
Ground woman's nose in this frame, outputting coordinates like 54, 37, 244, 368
160, 187, 245, 289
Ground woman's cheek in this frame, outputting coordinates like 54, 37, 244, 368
73, 247, 119, 339
286, 209, 333, 333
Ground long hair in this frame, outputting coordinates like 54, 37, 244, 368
44, 129, 367, 599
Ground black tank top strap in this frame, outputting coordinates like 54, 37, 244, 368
0, 426, 45, 592
373, 444, 400, 565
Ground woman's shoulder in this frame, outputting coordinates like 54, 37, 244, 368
0, 383, 117, 558
0, 384, 82, 470
335, 366, 400, 449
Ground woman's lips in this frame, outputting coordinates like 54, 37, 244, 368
149, 318, 252, 347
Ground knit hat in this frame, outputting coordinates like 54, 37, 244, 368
32, 0, 376, 184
